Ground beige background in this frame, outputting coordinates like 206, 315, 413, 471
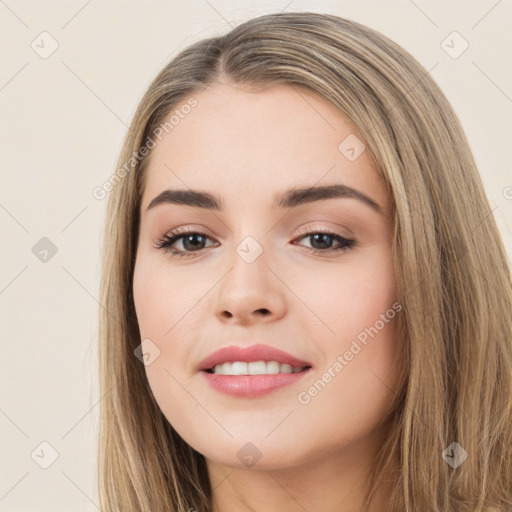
1, 0, 511, 510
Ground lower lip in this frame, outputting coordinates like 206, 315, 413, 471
200, 368, 311, 398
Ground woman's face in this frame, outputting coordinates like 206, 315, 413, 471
133, 82, 401, 472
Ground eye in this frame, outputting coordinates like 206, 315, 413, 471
292, 226, 356, 256
154, 227, 217, 258
154, 226, 357, 258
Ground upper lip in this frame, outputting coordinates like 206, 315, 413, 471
197, 343, 313, 371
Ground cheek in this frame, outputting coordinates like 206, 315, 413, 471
132, 253, 203, 337
292, 250, 400, 417
132, 255, 204, 441
299, 248, 397, 345
292, 297, 400, 452
132, 252, 212, 406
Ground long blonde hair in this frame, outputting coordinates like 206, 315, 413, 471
97, 12, 512, 512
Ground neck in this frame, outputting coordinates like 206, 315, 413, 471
207, 427, 397, 512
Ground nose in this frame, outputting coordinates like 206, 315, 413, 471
214, 244, 287, 325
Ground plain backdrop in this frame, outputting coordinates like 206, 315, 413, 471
1, 1, 511, 510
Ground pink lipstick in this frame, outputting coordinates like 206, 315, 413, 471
197, 344, 312, 398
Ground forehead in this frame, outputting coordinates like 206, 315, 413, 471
140, 82, 388, 215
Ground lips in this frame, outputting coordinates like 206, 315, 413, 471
197, 343, 313, 372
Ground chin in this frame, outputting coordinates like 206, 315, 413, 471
198, 436, 309, 472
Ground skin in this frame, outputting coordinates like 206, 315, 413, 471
133, 81, 402, 511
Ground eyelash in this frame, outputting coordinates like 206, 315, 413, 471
154, 226, 357, 259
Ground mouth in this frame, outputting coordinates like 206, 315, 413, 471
200, 362, 313, 398
203, 361, 312, 375
197, 343, 313, 373
197, 344, 313, 397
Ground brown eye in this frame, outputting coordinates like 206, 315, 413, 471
293, 229, 356, 256
154, 230, 217, 258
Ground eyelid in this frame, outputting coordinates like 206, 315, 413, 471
293, 223, 353, 239
161, 222, 352, 242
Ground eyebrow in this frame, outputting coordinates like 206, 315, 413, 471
146, 184, 383, 215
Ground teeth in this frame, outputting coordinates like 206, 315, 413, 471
211, 361, 307, 376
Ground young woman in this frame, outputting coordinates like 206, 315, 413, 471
97, 12, 512, 512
